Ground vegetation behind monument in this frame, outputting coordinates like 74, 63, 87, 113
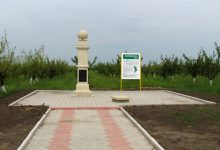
0, 31, 220, 95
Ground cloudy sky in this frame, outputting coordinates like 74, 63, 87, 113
0, 0, 220, 64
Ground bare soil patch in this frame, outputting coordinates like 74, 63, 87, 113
0, 90, 48, 150
125, 91, 220, 150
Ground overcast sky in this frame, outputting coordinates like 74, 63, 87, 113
0, 0, 220, 64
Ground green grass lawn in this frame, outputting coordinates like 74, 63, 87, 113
1, 71, 220, 98
143, 75, 220, 94
90, 71, 220, 94
0, 72, 76, 98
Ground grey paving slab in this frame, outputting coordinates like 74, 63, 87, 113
24, 109, 155, 150
13, 90, 205, 107
18, 90, 210, 150
109, 110, 155, 150
25, 110, 63, 150
103, 108, 154, 149
70, 110, 110, 150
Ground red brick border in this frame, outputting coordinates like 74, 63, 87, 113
51, 107, 119, 110
98, 110, 133, 150
49, 110, 74, 150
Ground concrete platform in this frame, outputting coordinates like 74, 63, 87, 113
16, 90, 215, 150
10, 90, 212, 107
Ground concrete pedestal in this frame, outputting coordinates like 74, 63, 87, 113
74, 83, 92, 96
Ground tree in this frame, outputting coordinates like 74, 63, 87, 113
0, 32, 15, 93
71, 56, 78, 66
142, 61, 160, 77
89, 56, 97, 68
142, 64, 150, 76
11, 58, 23, 79
115, 54, 121, 77
202, 50, 219, 86
183, 53, 203, 83
215, 42, 220, 64
21, 45, 47, 85
160, 55, 181, 79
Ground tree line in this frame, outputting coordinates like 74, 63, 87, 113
90, 44, 220, 86
1, 31, 220, 93
0, 33, 71, 93
142, 43, 220, 85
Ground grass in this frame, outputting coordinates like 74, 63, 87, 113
89, 71, 141, 89
143, 75, 220, 94
0, 72, 76, 98
91, 71, 220, 94
1, 70, 220, 98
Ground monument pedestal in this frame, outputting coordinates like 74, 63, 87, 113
74, 83, 92, 96
74, 29, 92, 97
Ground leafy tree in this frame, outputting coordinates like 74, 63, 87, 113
183, 52, 203, 83
160, 55, 182, 79
21, 45, 48, 84
201, 50, 219, 86
71, 56, 78, 66
142, 61, 160, 77
89, 56, 98, 68
115, 54, 121, 77
0, 32, 15, 93
215, 42, 220, 64
9, 56, 22, 79
142, 64, 149, 76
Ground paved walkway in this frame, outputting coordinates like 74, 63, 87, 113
25, 109, 155, 150
13, 90, 204, 107
18, 90, 210, 149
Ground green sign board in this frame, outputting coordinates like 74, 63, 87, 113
121, 53, 140, 80
123, 54, 139, 59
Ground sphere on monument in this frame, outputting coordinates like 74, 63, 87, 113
77, 30, 88, 40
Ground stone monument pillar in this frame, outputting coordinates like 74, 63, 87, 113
74, 30, 92, 96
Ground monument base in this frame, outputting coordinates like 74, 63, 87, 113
112, 96, 129, 102
74, 83, 92, 96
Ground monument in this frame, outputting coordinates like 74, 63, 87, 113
74, 30, 92, 96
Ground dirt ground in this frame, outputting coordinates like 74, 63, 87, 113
0, 89, 220, 150
0, 90, 48, 150
125, 91, 220, 150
